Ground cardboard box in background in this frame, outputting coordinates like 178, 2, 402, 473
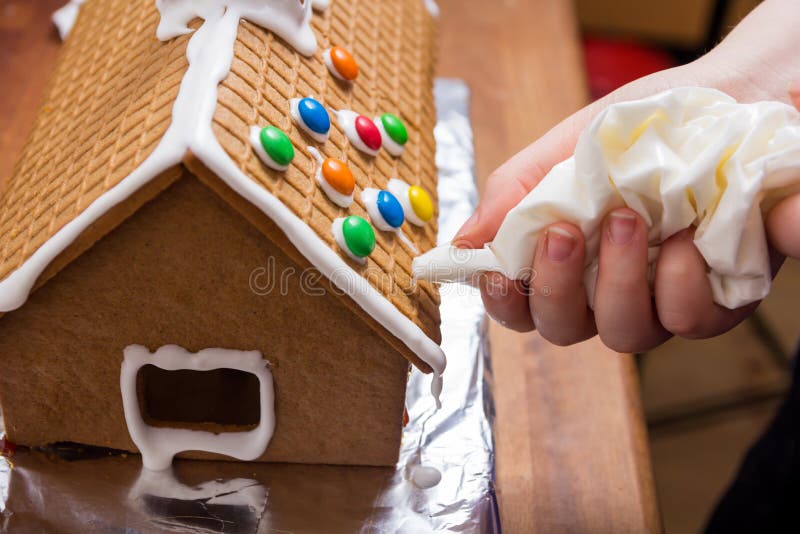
574, 0, 762, 50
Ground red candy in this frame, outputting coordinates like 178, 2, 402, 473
354, 115, 382, 151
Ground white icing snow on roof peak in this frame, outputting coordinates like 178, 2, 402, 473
155, 0, 317, 55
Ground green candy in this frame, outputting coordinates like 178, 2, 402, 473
259, 126, 294, 166
342, 216, 376, 258
380, 113, 408, 145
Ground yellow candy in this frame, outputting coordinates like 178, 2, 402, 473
408, 186, 433, 222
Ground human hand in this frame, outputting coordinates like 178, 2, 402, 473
454, 0, 800, 352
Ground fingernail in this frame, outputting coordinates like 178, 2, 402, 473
546, 227, 576, 261
454, 210, 481, 247
791, 79, 800, 109
608, 211, 636, 245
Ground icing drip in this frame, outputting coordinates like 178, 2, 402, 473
0, 0, 446, 419
121, 345, 275, 471
410, 465, 442, 488
52, 0, 85, 40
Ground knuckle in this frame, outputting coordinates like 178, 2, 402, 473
538, 327, 583, 347
658, 308, 707, 338
600, 333, 645, 352
598, 331, 650, 353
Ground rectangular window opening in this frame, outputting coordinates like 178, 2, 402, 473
138, 365, 261, 431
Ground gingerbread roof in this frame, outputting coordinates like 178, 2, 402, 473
0, 0, 443, 376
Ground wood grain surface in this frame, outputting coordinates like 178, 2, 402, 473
0, 1, 660, 531
436, 0, 661, 532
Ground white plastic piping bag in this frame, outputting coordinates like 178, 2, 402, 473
413, 87, 800, 309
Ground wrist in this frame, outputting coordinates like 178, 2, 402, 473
695, 0, 800, 105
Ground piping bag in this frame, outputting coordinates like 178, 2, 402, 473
412, 87, 800, 309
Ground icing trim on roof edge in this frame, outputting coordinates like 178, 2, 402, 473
14, 0, 446, 403
52, 0, 86, 40
54, 0, 332, 41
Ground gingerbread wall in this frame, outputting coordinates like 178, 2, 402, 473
0, 172, 410, 466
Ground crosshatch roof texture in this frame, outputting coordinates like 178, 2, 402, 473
0, 0, 441, 351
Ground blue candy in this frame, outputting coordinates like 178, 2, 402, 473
376, 190, 404, 228
297, 97, 330, 135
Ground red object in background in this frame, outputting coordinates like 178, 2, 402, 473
0, 436, 16, 457
583, 36, 677, 100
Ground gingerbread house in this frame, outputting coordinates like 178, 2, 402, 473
0, 0, 443, 470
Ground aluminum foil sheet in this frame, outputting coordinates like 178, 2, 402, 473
0, 78, 498, 533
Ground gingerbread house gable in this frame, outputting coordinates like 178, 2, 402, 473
0, 0, 444, 382
0, 171, 413, 466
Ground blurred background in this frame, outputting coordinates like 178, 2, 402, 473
572, 0, 796, 531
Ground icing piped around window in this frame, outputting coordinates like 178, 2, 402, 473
121, 345, 275, 471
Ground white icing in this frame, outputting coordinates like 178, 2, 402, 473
388, 178, 426, 226
413, 87, 800, 310
52, 0, 85, 40
361, 188, 395, 232
375, 116, 405, 157
331, 217, 366, 264
361, 188, 419, 253
155, 0, 316, 55
121, 345, 275, 471
0, 0, 445, 414
249, 126, 290, 171
308, 147, 353, 207
335, 110, 380, 156
291, 97, 329, 143
311, 0, 329, 11
423, 0, 440, 18
323, 48, 350, 82
398, 231, 419, 254
410, 465, 442, 488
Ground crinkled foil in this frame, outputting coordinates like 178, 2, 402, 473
0, 78, 497, 533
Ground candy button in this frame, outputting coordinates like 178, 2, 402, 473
328, 46, 359, 81
380, 113, 408, 146
376, 190, 404, 228
297, 97, 330, 135
355, 115, 382, 151
321, 158, 355, 195
408, 186, 433, 222
342, 215, 375, 258
259, 126, 294, 167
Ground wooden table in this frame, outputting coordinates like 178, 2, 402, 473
437, 1, 660, 532
0, 1, 659, 531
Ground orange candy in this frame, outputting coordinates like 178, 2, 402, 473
321, 158, 355, 195
329, 46, 359, 81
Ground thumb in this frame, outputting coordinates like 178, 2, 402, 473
452, 112, 584, 249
